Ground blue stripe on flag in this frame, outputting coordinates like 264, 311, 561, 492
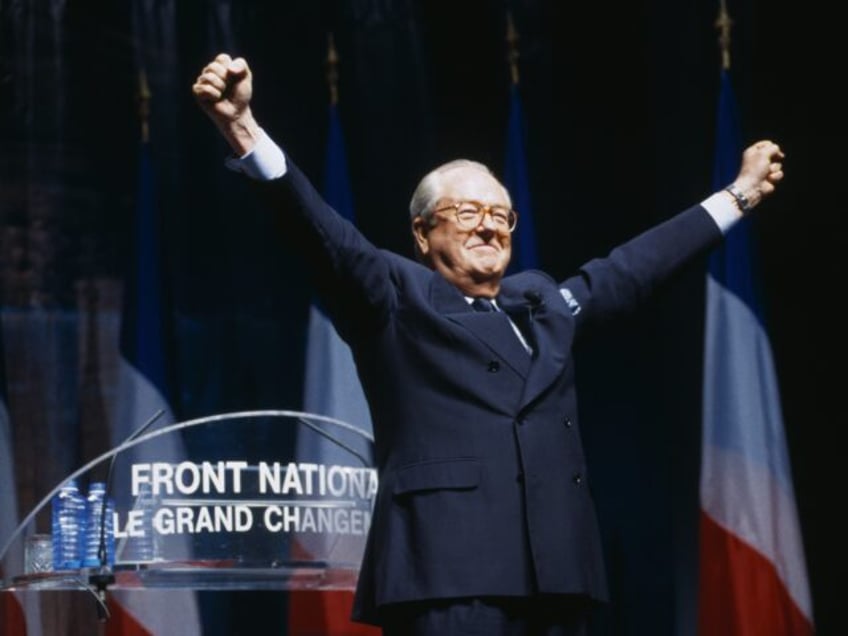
323, 105, 355, 221
120, 141, 173, 403
504, 84, 539, 272
708, 70, 765, 324
303, 102, 373, 447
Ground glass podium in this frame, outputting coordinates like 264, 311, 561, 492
1, 410, 376, 603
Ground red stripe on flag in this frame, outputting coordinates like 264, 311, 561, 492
698, 511, 813, 636
104, 600, 153, 636
1, 593, 26, 636
288, 590, 380, 636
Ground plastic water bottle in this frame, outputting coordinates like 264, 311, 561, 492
51, 479, 86, 570
134, 482, 160, 562
82, 482, 115, 567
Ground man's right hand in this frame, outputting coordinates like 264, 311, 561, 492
192, 53, 260, 155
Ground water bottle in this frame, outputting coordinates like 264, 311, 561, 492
51, 479, 86, 570
82, 481, 115, 567
134, 482, 160, 562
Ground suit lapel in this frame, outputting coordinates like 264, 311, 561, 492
499, 281, 571, 411
428, 274, 572, 405
430, 276, 531, 378
518, 302, 569, 410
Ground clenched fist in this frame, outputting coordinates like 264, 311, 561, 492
729, 140, 786, 211
193, 53, 260, 155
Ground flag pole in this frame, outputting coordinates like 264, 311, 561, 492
506, 11, 520, 86
327, 33, 339, 106
138, 70, 151, 144
715, 0, 732, 71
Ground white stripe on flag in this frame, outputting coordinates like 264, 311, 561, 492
701, 275, 812, 621
110, 589, 201, 636
302, 305, 372, 445
112, 358, 175, 458
109, 359, 201, 630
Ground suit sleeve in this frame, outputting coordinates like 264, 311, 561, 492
558, 205, 723, 332
253, 154, 396, 341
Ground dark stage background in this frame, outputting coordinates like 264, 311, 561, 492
1, 0, 844, 634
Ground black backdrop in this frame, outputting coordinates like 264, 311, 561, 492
1, 0, 844, 634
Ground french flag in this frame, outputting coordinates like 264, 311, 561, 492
103, 77, 201, 636
289, 51, 377, 636
301, 99, 373, 445
698, 69, 814, 635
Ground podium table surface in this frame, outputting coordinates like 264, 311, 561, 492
5, 562, 360, 592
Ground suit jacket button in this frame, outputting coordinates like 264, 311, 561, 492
572, 472, 582, 485
563, 417, 573, 428
487, 360, 500, 372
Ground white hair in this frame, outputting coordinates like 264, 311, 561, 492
408, 159, 511, 220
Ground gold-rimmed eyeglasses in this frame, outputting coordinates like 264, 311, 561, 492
431, 201, 518, 233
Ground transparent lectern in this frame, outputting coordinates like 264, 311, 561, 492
0, 410, 376, 622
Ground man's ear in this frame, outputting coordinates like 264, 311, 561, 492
411, 216, 430, 257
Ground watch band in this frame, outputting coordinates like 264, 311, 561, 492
724, 183, 753, 214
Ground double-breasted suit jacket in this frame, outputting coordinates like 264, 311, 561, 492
258, 157, 723, 625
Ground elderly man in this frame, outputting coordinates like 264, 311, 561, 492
193, 54, 784, 636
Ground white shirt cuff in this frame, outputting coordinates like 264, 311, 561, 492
224, 128, 288, 180
701, 191, 743, 234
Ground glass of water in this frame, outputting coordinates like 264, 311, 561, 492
24, 533, 53, 574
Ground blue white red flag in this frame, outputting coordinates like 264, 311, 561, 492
698, 69, 814, 636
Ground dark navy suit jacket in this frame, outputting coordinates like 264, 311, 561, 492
258, 157, 723, 625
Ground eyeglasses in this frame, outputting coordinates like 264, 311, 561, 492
431, 201, 518, 233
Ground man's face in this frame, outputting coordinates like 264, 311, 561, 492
412, 166, 512, 295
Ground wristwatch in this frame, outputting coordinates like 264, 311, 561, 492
724, 183, 753, 214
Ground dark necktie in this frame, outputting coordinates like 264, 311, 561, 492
472, 296, 534, 355
471, 297, 497, 313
